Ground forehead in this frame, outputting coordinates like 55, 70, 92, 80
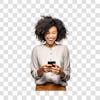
48, 26, 57, 32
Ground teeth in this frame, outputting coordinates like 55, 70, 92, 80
49, 40, 53, 41
48, 39, 53, 40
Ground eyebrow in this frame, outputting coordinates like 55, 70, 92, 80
52, 31, 57, 32
47, 31, 57, 33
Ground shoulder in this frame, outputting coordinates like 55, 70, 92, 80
58, 45, 70, 56
32, 44, 44, 52
57, 44, 69, 50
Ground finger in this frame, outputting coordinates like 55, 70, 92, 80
44, 67, 51, 71
43, 65, 51, 69
43, 66, 48, 69
44, 69, 49, 72
42, 64, 50, 67
52, 68, 61, 73
53, 64, 60, 68
46, 64, 52, 67
51, 67, 56, 70
41, 65, 47, 69
51, 67, 60, 71
44, 67, 49, 70
51, 68, 58, 72
51, 70, 59, 74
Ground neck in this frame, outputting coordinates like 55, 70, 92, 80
45, 42, 57, 48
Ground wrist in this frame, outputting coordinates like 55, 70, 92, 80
60, 71, 65, 79
37, 67, 44, 77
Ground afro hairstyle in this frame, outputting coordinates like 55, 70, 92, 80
35, 16, 68, 42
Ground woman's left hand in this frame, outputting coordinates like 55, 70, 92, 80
51, 64, 65, 78
50, 64, 63, 75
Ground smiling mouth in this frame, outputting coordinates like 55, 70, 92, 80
48, 39, 54, 41
49, 40, 53, 41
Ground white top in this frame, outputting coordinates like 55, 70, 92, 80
31, 43, 71, 85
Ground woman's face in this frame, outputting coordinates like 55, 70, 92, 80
44, 26, 58, 46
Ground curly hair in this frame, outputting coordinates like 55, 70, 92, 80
35, 16, 68, 42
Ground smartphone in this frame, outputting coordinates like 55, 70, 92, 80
48, 61, 56, 67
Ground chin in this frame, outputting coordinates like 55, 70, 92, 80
47, 42, 55, 45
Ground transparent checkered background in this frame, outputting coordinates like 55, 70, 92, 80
0, 0, 100, 100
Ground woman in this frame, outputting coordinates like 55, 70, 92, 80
31, 16, 71, 91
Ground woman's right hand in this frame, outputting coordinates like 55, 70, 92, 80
37, 64, 52, 77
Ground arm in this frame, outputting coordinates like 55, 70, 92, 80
61, 46, 71, 81
31, 47, 41, 80
31, 47, 52, 79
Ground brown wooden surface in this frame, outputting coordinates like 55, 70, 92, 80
35, 82, 66, 91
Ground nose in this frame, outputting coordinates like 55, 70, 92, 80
48, 33, 53, 37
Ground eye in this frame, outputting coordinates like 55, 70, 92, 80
52, 32, 57, 34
